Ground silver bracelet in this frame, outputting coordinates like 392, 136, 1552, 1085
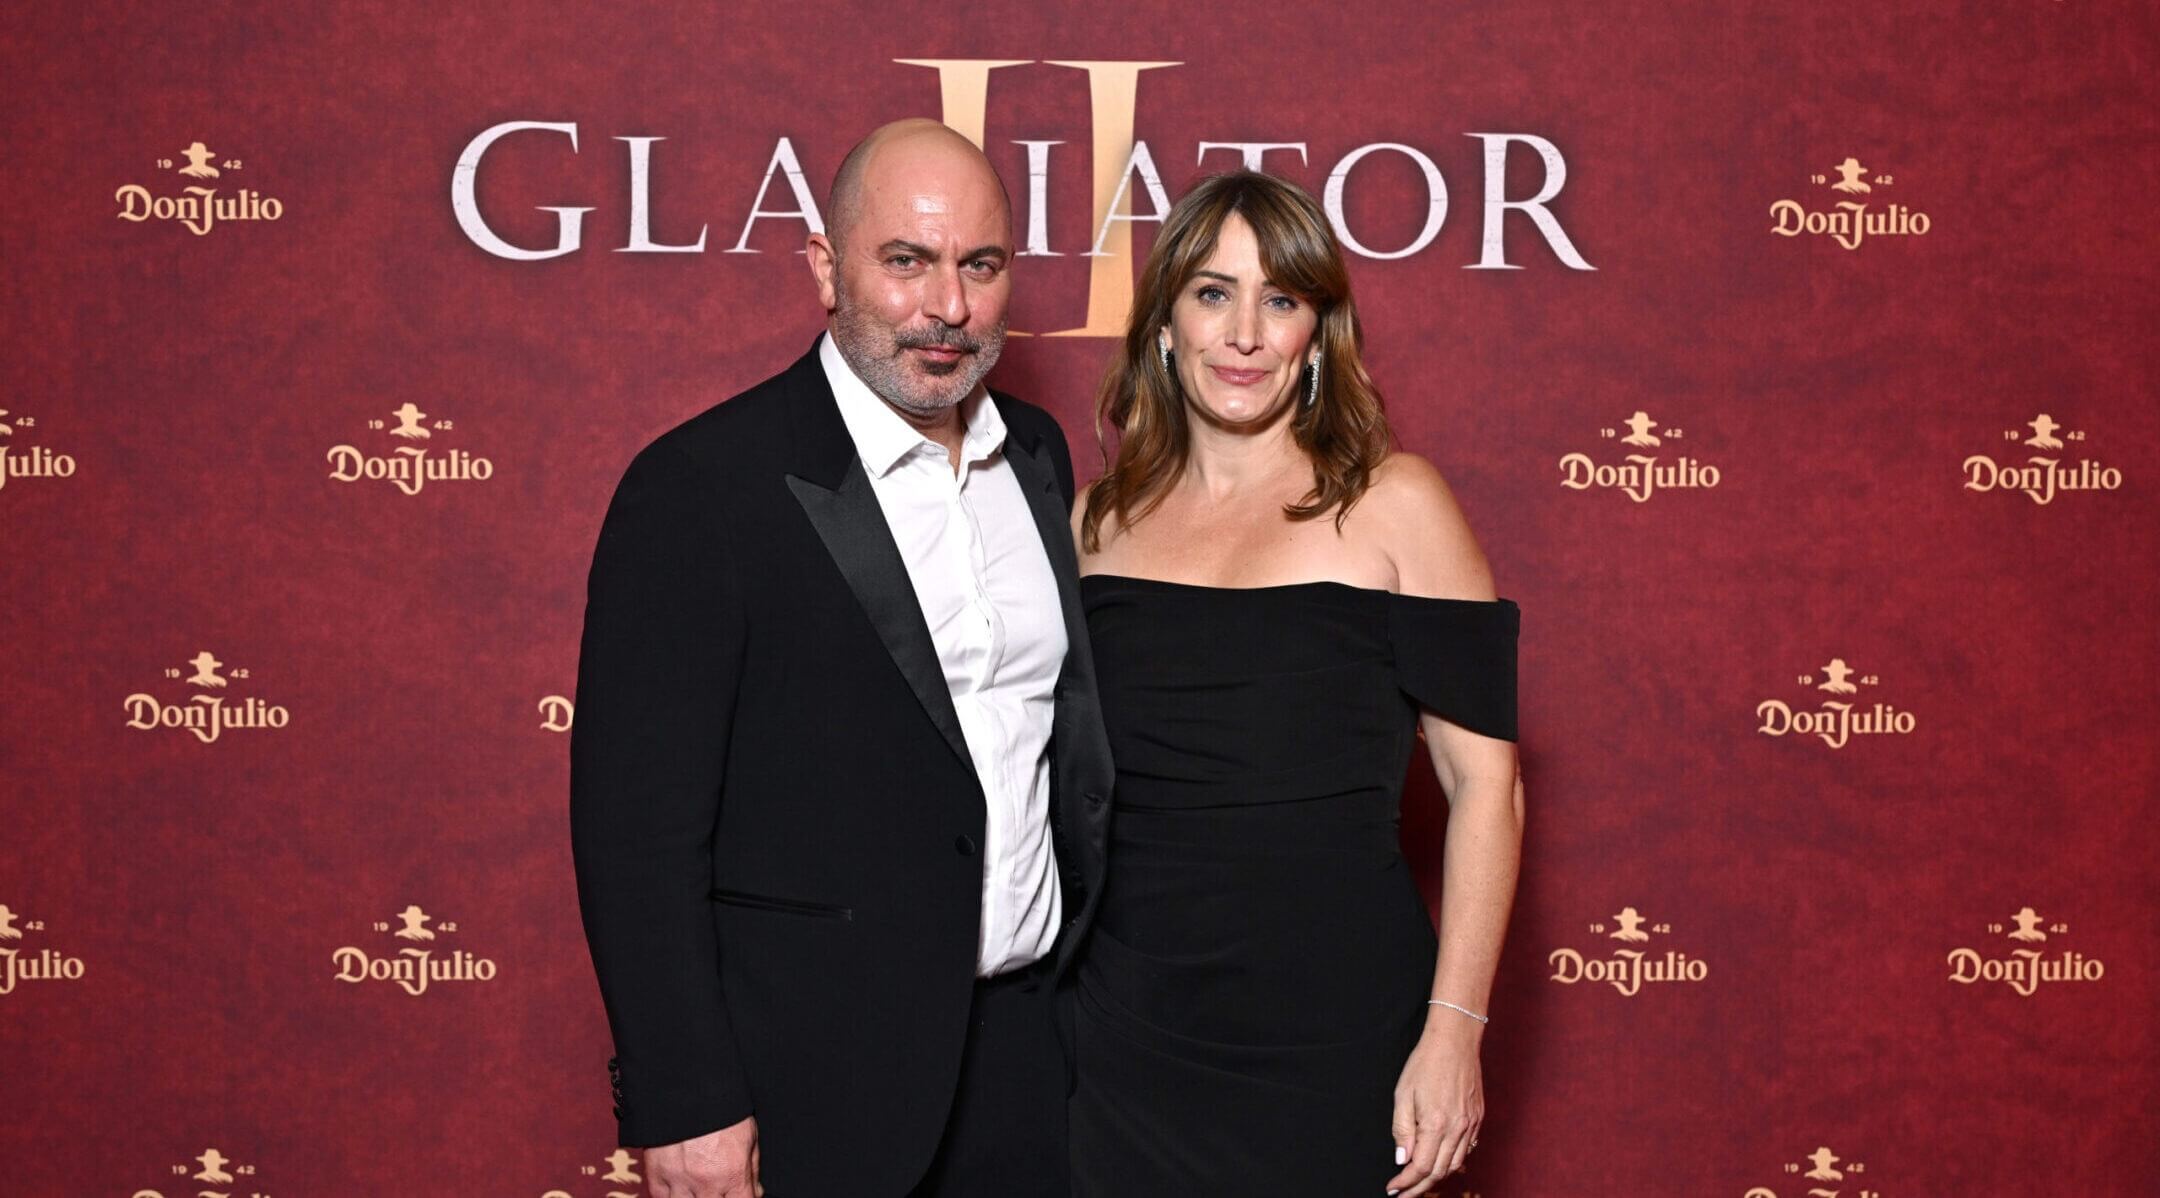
1427, 999, 1490, 1024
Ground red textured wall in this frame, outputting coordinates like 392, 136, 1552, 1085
3, 2, 2153, 1194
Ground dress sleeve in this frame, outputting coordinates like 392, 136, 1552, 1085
1387, 595, 1520, 741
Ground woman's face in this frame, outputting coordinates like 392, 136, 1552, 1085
1160, 212, 1320, 429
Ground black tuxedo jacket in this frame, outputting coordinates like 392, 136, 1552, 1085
569, 338, 1114, 1195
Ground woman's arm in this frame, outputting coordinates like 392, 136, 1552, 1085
1364, 451, 1525, 1197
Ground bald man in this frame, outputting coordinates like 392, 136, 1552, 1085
570, 119, 1113, 1197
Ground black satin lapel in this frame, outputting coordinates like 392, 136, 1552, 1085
786, 467, 974, 772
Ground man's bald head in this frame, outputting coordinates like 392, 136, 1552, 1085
824, 117, 1011, 256
806, 118, 1017, 417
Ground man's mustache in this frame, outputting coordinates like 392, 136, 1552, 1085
892, 325, 982, 353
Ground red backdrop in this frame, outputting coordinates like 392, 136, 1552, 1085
3, 2, 2154, 1194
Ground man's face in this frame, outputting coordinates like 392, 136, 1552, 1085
813, 152, 1013, 416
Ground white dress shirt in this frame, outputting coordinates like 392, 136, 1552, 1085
819, 332, 1067, 977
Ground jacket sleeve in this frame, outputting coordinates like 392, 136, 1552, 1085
569, 438, 753, 1147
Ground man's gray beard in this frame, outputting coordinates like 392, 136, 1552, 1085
830, 274, 1006, 417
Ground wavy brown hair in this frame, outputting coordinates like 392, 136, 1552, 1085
1080, 169, 1395, 553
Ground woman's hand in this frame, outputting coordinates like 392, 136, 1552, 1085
1384, 1013, 1484, 1196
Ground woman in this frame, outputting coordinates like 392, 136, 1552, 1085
1066, 169, 1523, 1198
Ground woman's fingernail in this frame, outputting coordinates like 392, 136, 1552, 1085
1394, 1145, 1408, 1165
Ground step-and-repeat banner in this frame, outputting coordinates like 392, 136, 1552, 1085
4, 2, 2153, 1194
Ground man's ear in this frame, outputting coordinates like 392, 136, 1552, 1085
806, 233, 838, 311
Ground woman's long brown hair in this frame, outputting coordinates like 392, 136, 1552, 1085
1080, 169, 1395, 554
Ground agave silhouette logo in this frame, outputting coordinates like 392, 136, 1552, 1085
542, 1147, 647, 1198
1963, 413, 2122, 505
123, 650, 291, 744
1741, 1142, 1882, 1198
1557, 409, 1721, 503
1769, 154, 1929, 251
114, 140, 285, 237
1546, 906, 1708, 996
326, 402, 495, 497
1756, 657, 1915, 749
332, 904, 499, 997
128, 1145, 272, 1198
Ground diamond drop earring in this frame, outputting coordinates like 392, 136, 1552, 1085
1303, 351, 1322, 409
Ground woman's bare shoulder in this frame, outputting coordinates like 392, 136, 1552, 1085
1357, 451, 1497, 601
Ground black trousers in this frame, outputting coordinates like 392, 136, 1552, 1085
906, 960, 1070, 1197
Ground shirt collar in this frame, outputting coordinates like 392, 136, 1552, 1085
819, 330, 1004, 478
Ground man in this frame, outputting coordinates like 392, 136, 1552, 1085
569, 118, 1113, 1198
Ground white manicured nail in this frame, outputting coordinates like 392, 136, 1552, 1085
1394, 1145, 1407, 1165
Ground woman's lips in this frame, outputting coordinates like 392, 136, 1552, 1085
1208, 365, 1270, 386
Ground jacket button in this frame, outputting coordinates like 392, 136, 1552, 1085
955, 834, 978, 856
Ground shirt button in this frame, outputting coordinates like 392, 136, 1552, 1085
955, 834, 979, 856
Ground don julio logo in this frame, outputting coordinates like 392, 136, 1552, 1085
130, 1146, 269, 1198
542, 1148, 645, 1198
1742, 1143, 1881, 1198
1547, 906, 1708, 995
539, 693, 574, 732
1770, 155, 1930, 251
1557, 410, 1720, 502
333, 904, 498, 996
0, 406, 76, 492
0, 903, 86, 996
1947, 906, 2104, 996
327, 402, 494, 495
114, 141, 284, 236
1962, 413, 2122, 505
124, 651, 291, 743
1756, 658, 1915, 748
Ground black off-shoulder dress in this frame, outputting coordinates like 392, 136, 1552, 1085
1068, 575, 1520, 1197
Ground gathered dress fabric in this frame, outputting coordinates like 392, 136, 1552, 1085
1068, 575, 1519, 1197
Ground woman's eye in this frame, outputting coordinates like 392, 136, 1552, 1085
1197, 285, 1227, 302
1267, 294, 1300, 311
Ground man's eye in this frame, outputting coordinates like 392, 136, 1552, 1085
889, 256, 917, 268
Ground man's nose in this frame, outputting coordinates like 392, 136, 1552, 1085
921, 262, 970, 327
